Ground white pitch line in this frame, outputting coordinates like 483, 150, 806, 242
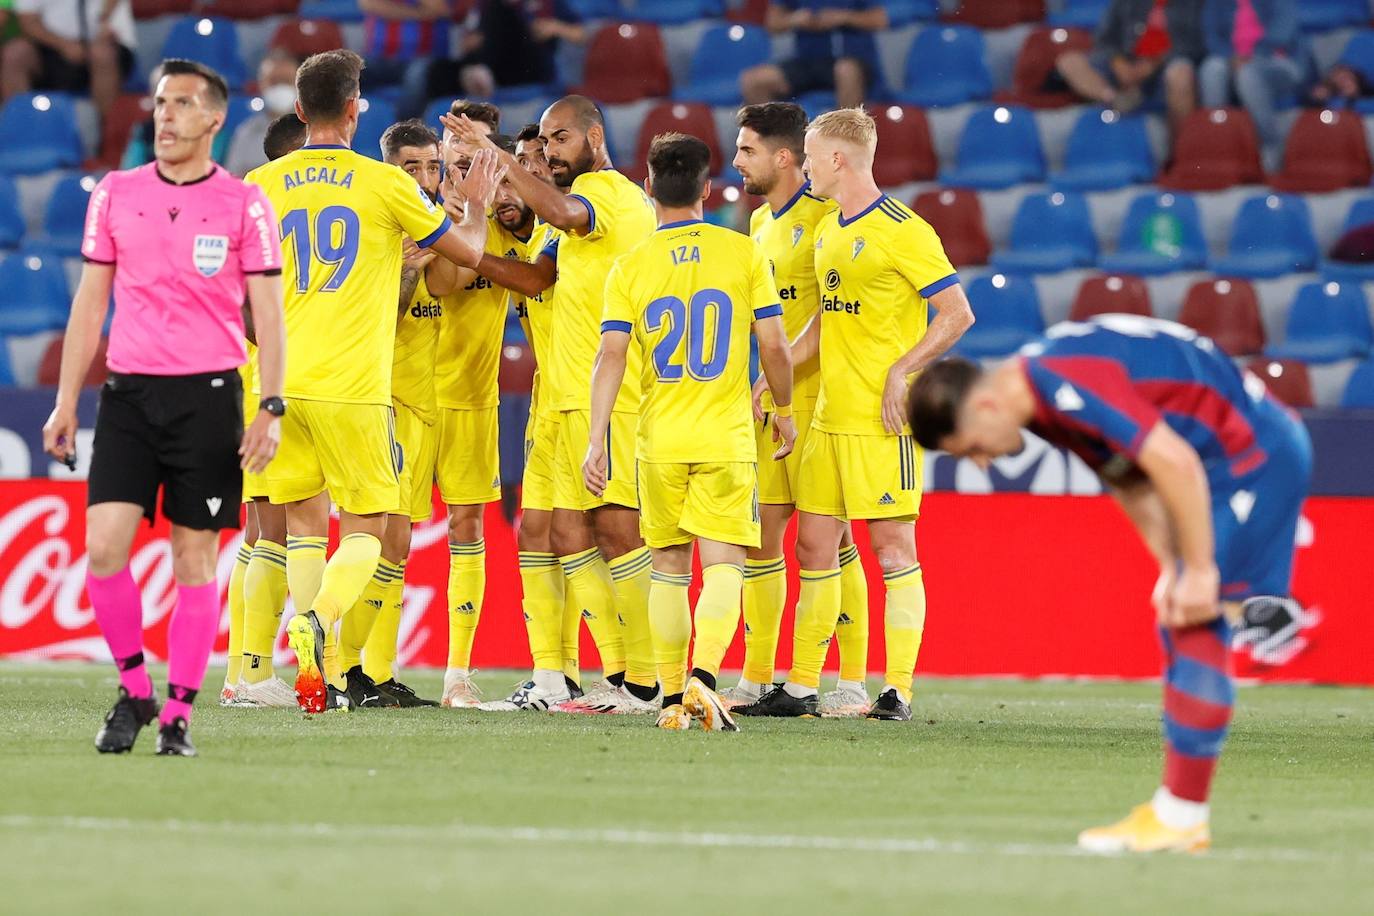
0, 814, 1358, 865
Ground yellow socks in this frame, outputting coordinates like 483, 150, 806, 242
608, 547, 656, 689
882, 563, 926, 703
339, 560, 402, 672
310, 532, 382, 685
519, 551, 564, 673
561, 577, 582, 688
242, 539, 287, 683
560, 548, 624, 678
226, 543, 250, 684
741, 556, 786, 684
285, 535, 327, 618
446, 539, 486, 670
692, 563, 745, 680
363, 560, 406, 684
786, 568, 842, 691
836, 543, 870, 684
648, 570, 692, 699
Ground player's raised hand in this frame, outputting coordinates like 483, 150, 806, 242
440, 113, 500, 153
402, 236, 435, 272
881, 366, 910, 434
751, 374, 770, 422
459, 148, 507, 210
582, 441, 608, 497
239, 409, 281, 474
771, 413, 797, 460
41, 404, 77, 467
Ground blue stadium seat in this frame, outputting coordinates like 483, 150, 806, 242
798, 91, 837, 121
565, 0, 620, 16
1340, 358, 1374, 408
354, 97, 399, 160
0, 250, 70, 336
1322, 196, 1374, 283
1099, 192, 1207, 275
1210, 193, 1318, 279
40, 175, 97, 257
1297, 0, 1368, 31
990, 191, 1096, 274
0, 334, 13, 385
0, 93, 84, 175
621, 0, 724, 24
674, 24, 771, 106
884, 0, 941, 25
939, 106, 1045, 189
297, 0, 364, 22
160, 18, 247, 89
1048, 0, 1111, 28
1052, 109, 1153, 191
895, 26, 993, 108
0, 175, 24, 249
1266, 281, 1373, 364
958, 273, 1044, 357
1339, 30, 1374, 83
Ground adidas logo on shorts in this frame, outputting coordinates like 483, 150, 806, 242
837, 612, 853, 625
581, 609, 594, 620
453, 601, 476, 614
365, 599, 383, 610
878, 492, 896, 506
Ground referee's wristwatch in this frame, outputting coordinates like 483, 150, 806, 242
259, 396, 287, 417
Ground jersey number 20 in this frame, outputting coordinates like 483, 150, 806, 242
645, 288, 732, 383
280, 206, 360, 294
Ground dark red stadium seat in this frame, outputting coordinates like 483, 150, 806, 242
95, 92, 154, 170
198, 0, 297, 18
37, 335, 109, 388
1269, 108, 1373, 193
1159, 108, 1263, 191
132, 0, 193, 18
727, 0, 770, 24
577, 23, 672, 105
872, 105, 937, 186
910, 189, 990, 268
998, 27, 1094, 109
946, 0, 1046, 29
1069, 274, 1152, 321
1246, 358, 1313, 408
498, 341, 534, 395
625, 102, 722, 183
270, 19, 346, 59
1177, 278, 1266, 356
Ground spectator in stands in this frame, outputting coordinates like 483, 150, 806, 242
740, 2, 888, 110
1054, 0, 1203, 137
360, 0, 452, 118
227, 49, 302, 176
1308, 62, 1372, 109
0, 4, 17, 44
451, 0, 584, 98
0, 0, 136, 120
1198, 0, 1304, 172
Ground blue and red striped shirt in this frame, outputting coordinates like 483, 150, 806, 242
364, 1, 451, 60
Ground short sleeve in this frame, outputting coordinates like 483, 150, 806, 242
238, 183, 282, 274
748, 242, 782, 321
80, 173, 116, 264
389, 166, 451, 248
568, 172, 616, 241
600, 257, 634, 335
1024, 356, 1163, 460
895, 216, 958, 300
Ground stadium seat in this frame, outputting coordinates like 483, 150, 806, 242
895, 26, 992, 108
726, 0, 769, 24
270, 19, 346, 59
1269, 109, 1372, 193
959, 273, 1044, 358
1099, 192, 1207, 275
0, 251, 70, 336
1338, 30, 1374, 111
1296, 0, 1368, 31
220, 95, 262, 153
1246, 358, 1313, 408
577, 23, 671, 104
1052, 109, 1154, 191
40, 176, 97, 258
939, 106, 1045, 190
910, 189, 990, 267
1069, 274, 1152, 321
627, 103, 722, 182
196, 0, 292, 17
884, 0, 940, 25
946, 0, 1046, 29
871, 105, 937, 187
1265, 281, 1373, 364
1047, 0, 1110, 29
1158, 108, 1263, 191
354, 97, 399, 160
0, 175, 25, 250
674, 24, 770, 107
0, 93, 84, 174
0, 340, 12, 386
989, 191, 1096, 274
36, 334, 109, 387
1321, 196, 1374, 283
96, 93, 154, 170
998, 26, 1094, 109
297, 0, 364, 22
160, 18, 248, 89
1177, 278, 1265, 356
132, 0, 193, 17
1210, 193, 1318, 279
621, 0, 724, 25
1339, 358, 1374, 408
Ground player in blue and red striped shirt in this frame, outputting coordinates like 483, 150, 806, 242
360, 0, 452, 116
908, 314, 1312, 854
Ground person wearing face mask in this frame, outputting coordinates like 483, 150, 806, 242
226, 49, 301, 178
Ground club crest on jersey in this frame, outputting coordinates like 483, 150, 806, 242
193, 235, 228, 277
791, 223, 804, 247
851, 237, 865, 260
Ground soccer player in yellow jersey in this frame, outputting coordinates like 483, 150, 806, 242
447, 96, 661, 714
724, 102, 872, 717
245, 51, 502, 713
584, 132, 797, 731
736, 107, 974, 722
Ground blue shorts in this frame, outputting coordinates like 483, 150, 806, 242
1212, 398, 1312, 601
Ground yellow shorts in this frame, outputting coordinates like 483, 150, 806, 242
756, 406, 815, 506
638, 461, 760, 549
435, 406, 500, 506
796, 427, 923, 521
394, 400, 439, 522
522, 410, 559, 513
553, 409, 638, 512
267, 399, 400, 516
243, 468, 269, 502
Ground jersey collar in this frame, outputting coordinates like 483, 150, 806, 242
836, 193, 888, 228
658, 218, 704, 230
301, 143, 349, 150
771, 180, 812, 218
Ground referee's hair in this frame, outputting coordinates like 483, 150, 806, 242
736, 102, 807, 159
646, 132, 711, 208
808, 106, 878, 155
380, 119, 440, 161
158, 58, 229, 109
449, 99, 501, 132
263, 113, 307, 161
296, 49, 364, 124
908, 358, 984, 451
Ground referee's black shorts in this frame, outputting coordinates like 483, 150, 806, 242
87, 370, 245, 531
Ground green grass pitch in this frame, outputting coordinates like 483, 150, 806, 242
2, 663, 1372, 914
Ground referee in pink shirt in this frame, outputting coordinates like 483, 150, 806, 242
42, 59, 287, 758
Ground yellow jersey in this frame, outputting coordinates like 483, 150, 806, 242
246, 145, 450, 406
602, 219, 781, 464
434, 219, 530, 410
515, 220, 561, 417
392, 269, 441, 423
812, 194, 957, 436
240, 339, 258, 397
548, 169, 655, 413
749, 182, 834, 409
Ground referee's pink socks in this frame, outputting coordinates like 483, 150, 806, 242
87, 567, 152, 699
162, 580, 220, 726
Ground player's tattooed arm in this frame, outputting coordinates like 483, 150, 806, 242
881, 283, 975, 433
399, 237, 435, 316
